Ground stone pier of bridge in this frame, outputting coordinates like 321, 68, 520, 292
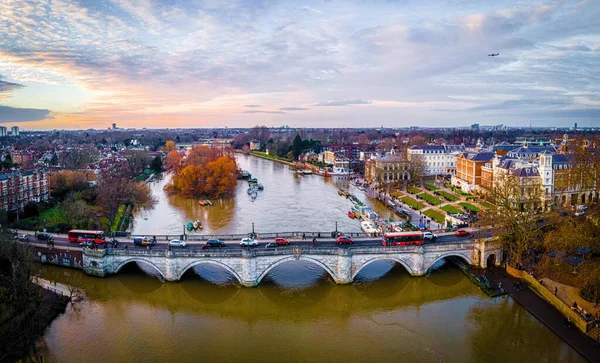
83, 239, 501, 287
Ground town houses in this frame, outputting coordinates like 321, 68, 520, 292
0, 167, 50, 212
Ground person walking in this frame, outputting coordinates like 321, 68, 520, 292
312, 238, 317, 247
554, 286, 558, 296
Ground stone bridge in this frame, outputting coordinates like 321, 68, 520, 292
83, 239, 501, 287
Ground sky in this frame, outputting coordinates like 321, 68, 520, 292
0, 0, 598, 130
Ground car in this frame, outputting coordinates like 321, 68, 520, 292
452, 223, 469, 231
575, 210, 585, 217
133, 236, 155, 246
17, 234, 29, 242
240, 237, 259, 247
36, 232, 52, 241
169, 239, 187, 248
274, 237, 290, 246
265, 242, 278, 249
202, 238, 226, 249
79, 240, 94, 248
423, 232, 438, 240
455, 229, 470, 237
336, 236, 352, 244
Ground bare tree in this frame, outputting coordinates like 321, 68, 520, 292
407, 154, 426, 187
125, 149, 150, 177
60, 145, 99, 170
478, 172, 544, 264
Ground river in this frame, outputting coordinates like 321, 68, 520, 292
130, 154, 397, 235
35, 155, 584, 362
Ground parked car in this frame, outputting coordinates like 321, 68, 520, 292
265, 242, 278, 249
336, 236, 352, 245
202, 238, 226, 249
17, 234, 29, 242
452, 223, 469, 231
423, 232, 438, 240
36, 232, 52, 241
133, 236, 155, 246
169, 239, 187, 248
455, 229, 470, 237
274, 237, 290, 246
79, 240, 94, 248
240, 237, 259, 247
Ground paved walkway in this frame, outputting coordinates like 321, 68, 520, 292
486, 266, 600, 362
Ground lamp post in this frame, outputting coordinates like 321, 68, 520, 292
335, 221, 338, 237
252, 222, 255, 238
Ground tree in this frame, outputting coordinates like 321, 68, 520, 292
165, 150, 184, 174
125, 149, 149, 177
150, 156, 163, 173
479, 172, 544, 264
49, 153, 58, 166
60, 145, 99, 170
292, 134, 303, 159
250, 125, 271, 146
165, 140, 176, 153
407, 154, 426, 186
95, 164, 156, 227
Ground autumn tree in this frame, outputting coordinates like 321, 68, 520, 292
542, 217, 599, 273
165, 150, 184, 174
478, 172, 543, 264
165, 140, 176, 153
50, 170, 92, 201
125, 149, 150, 177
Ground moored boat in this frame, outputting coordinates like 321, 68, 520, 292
257, 183, 264, 190
348, 211, 355, 219
193, 221, 198, 229
198, 200, 205, 206
187, 222, 194, 231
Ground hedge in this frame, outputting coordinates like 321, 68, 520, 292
442, 205, 463, 214
423, 209, 445, 224
459, 202, 480, 212
417, 193, 443, 206
400, 196, 425, 210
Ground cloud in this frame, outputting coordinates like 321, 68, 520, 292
241, 110, 286, 114
244, 104, 262, 108
314, 99, 371, 107
0, 79, 23, 99
302, 6, 322, 15
279, 107, 309, 111
0, 106, 51, 122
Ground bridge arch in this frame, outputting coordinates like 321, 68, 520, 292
114, 258, 166, 279
351, 257, 414, 280
177, 260, 243, 282
427, 253, 473, 272
257, 256, 337, 285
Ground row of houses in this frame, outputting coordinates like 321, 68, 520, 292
0, 167, 50, 212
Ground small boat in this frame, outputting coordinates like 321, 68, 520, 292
257, 183, 264, 190
247, 187, 254, 194
193, 221, 199, 229
187, 222, 194, 231
206, 200, 213, 206
248, 178, 258, 184
348, 211, 355, 219
196, 220, 203, 230
354, 211, 361, 219
338, 189, 346, 196
198, 200, 205, 206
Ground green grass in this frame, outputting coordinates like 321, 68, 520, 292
478, 200, 493, 209
459, 202, 480, 212
250, 151, 291, 162
400, 196, 425, 210
456, 189, 471, 196
435, 190, 458, 202
424, 184, 438, 191
406, 186, 422, 194
111, 204, 126, 232
417, 193, 443, 206
442, 205, 463, 214
423, 208, 445, 224
391, 191, 403, 198
39, 206, 68, 226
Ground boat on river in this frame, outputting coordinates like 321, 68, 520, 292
186, 222, 194, 231
257, 183, 264, 190
348, 211, 355, 219
199, 199, 213, 206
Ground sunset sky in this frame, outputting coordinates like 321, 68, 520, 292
0, 0, 598, 129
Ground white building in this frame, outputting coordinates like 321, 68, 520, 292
407, 144, 465, 176
0, 126, 6, 137
249, 139, 261, 151
11, 126, 19, 136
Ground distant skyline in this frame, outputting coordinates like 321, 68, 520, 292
0, 0, 598, 129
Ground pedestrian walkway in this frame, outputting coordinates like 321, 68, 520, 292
486, 266, 600, 362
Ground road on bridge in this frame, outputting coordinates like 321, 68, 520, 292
19, 228, 489, 252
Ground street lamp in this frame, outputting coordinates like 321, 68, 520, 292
335, 221, 338, 237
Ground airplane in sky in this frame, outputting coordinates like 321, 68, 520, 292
488, 53, 499, 57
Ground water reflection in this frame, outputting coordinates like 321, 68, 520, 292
131, 154, 399, 235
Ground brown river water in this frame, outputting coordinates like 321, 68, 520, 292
35, 155, 584, 362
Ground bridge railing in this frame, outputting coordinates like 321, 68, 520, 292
127, 231, 374, 242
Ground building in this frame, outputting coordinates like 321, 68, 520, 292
112, 123, 117, 129
506, 144, 556, 160
0, 168, 50, 212
249, 140, 261, 151
365, 154, 411, 184
407, 144, 466, 176
453, 152, 495, 193
0, 126, 6, 137
471, 123, 480, 131
11, 126, 19, 136
318, 150, 336, 165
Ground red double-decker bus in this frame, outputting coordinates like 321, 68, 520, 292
68, 230, 106, 244
382, 232, 424, 246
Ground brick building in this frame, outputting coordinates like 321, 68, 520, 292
0, 168, 50, 212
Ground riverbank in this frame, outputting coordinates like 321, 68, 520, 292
486, 265, 600, 362
249, 151, 294, 165
1, 285, 69, 362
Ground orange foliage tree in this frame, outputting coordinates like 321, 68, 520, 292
165, 140, 176, 153
165, 146, 240, 199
